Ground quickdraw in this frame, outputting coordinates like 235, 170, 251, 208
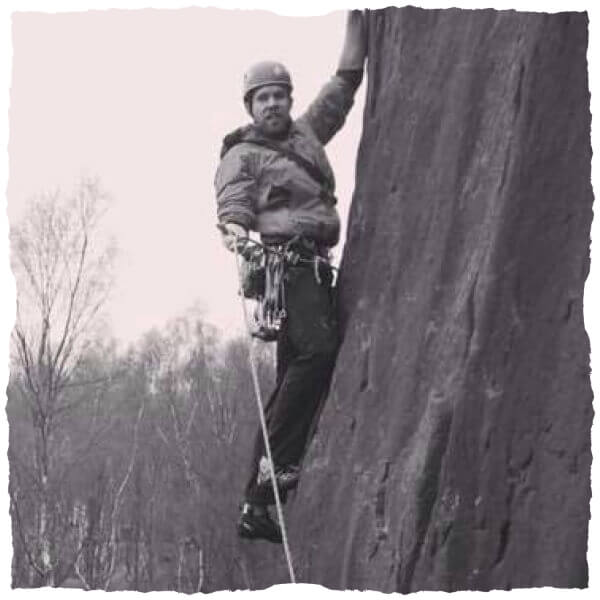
253, 248, 287, 341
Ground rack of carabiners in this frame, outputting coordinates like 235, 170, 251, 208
234, 236, 336, 341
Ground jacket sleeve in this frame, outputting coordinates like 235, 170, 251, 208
214, 145, 257, 230
299, 70, 362, 146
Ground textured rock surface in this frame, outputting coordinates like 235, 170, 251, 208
249, 7, 593, 592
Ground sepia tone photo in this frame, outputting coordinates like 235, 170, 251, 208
3, 0, 597, 595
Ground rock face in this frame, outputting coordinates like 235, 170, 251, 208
271, 7, 593, 593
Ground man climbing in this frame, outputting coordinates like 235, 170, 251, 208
215, 11, 367, 544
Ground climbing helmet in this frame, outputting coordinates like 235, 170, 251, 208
243, 61, 292, 102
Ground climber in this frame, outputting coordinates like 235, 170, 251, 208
214, 10, 368, 544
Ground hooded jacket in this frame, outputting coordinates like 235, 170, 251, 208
215, 72, 361, 247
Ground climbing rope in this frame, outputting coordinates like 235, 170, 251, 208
232, 234, 297, 584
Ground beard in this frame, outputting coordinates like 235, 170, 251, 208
256, 113, 292, 139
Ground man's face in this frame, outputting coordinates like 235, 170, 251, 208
249, 84, 293, 137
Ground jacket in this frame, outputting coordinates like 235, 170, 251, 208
214, 73, 360, 247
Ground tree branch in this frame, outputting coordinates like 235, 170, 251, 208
103, 395, 146, 591
51, 230, 88, 375
9, 489, 46, 580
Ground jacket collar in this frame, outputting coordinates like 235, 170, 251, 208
220, 121, 299, 158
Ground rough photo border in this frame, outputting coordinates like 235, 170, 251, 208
1, 1, 597, 598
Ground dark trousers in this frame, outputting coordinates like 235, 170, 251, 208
244, 263, 339, 506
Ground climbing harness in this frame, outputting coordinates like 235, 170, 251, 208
231, 233, 296, 584
229, 231, 337, 342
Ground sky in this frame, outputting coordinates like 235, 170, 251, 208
1, 0, 599, 598
7, 7, 366, 347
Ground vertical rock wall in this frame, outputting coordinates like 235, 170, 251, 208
280, 7, 593, 592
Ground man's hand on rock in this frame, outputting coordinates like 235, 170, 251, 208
338, 10, 368, 71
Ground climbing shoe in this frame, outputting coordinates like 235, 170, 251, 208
237, 508, 282, 544
256, 459, 300, 492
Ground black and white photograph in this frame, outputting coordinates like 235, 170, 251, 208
1, 0, 598, 596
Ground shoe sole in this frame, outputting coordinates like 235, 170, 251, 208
237, 521, 282, 544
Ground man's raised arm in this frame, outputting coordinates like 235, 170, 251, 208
300, 10, 368, 146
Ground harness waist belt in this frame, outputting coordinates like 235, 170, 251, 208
262, 236, 329, 260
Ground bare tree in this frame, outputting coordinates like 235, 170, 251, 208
8, 187, 280, 591
9, 177, 117, 586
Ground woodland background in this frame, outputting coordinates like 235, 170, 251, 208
7, 179, 273, 591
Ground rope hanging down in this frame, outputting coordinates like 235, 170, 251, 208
232, 235, 296, 584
